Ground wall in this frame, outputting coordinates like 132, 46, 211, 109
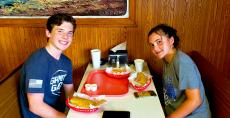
0, 0, 229, 89
136, 0, 230, 76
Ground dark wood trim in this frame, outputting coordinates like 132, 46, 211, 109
0, 64, 22, 85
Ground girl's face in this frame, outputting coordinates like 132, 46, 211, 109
46, 21, 74, 52
148, 32, 174, 59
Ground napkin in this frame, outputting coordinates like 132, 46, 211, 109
110, 42, 127, 52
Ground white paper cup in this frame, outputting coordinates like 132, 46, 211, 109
91, 49, 101, 69
134, 59, 144, 72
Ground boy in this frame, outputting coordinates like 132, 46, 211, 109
19, 13, 76, 118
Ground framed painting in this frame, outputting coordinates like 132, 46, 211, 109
0, 0, 136, 27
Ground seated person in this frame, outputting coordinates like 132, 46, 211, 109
147, 24, 211, 118
19, 13, 76, 118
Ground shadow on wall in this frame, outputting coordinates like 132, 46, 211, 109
147, 64, 165, 112
72, 63, 89, 91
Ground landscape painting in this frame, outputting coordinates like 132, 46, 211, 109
0, 0, 128, 18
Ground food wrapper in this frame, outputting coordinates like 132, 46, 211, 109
66, 93, 106, 112
110, 42, 127, 52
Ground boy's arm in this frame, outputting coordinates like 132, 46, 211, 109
63, 84, 75, 98
27, 93, 66, 118
166, 88, 202, 118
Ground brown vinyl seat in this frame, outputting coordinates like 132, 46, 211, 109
189, 51, 230, 118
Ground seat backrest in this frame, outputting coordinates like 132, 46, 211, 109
0, 66, 22, 118
189, 51, 230, 118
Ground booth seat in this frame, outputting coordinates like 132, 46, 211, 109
189, 51, 230, 118
0, 65, 22, 118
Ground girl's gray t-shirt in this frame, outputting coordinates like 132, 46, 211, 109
163, 50, 211, 118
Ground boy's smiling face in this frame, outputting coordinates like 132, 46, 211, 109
46, 21, 74, 52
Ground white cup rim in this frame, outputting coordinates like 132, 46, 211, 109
134, 59, 144, 62
91, 49, 101, 53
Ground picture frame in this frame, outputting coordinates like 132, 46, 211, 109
0, 0, 136, 27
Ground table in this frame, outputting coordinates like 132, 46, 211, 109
67, 63, 165, 118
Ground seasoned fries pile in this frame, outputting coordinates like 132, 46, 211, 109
134, 72, 148, 86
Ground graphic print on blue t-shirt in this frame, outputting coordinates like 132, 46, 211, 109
165, 76, 176, 101
50, 70, 67, 96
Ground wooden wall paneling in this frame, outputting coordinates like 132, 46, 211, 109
0, 28, 7, 78
172, 0, 209, 52
202, 0, 216, 58
176, 0, 196, 51
215, 0, 230, 73
206, 0, 222, 65
221, 0, 230, 74
10, 27, 25, 67
197, 0, 214, 57
214, 3, 225, 72
0, 0, 230, 83
202, 0, 227, 73
126, 28, 137, 61
0, 27, 46, 82
223, 2, 230, 74
1, 27, 13, 79
125, 0, 144, 60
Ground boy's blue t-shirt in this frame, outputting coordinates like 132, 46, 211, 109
19, 48, 73, 118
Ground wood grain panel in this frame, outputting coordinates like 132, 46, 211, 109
0, 27, 46, 81
130, 0, 230, 76
0, 0, 229, 84
0, 67, 21, 118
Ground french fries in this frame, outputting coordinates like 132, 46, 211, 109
112, 67, 126, 73
134, 72, 148, 86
